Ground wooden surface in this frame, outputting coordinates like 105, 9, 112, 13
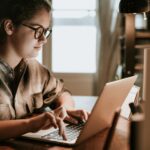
0, 96, 130, 150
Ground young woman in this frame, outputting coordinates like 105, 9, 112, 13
0, 0, 88, 140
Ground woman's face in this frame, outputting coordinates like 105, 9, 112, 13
10, 8, 51, 58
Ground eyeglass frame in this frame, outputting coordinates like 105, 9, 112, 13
21, 23, 52, 39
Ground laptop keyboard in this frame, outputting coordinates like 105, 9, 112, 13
42, 122, 85, 141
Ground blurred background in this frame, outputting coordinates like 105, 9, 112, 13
36, 0, 150, 96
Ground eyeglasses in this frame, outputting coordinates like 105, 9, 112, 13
21, 23, 52, 39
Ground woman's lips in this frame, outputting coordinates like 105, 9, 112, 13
34, 46, 42, 49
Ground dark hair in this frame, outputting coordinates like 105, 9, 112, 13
0, 0, 52, 44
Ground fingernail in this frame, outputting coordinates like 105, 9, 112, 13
63, 133, 67, 141
64, 136, 67, 141
54, 124, 58, 128
83, 119, 86, 123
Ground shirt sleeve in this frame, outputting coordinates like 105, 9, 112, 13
42, 70, 71, 106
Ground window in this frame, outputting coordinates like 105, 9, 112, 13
135, 14, 147, 29
52, 0, 97, 73
36, 50, 42, 64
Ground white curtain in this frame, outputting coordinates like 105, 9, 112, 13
94, 0, 121, 95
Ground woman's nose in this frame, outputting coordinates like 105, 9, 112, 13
38, 34, 48, 44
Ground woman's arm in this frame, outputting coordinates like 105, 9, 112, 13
0, 119, 30, 140
0, 112, 60, 140
54, 92, 75, 110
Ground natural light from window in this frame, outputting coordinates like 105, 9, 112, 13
36, 50, 42, 64
53, 0, 96, 10
52, 0, 97, 73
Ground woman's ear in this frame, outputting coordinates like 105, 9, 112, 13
3, 19, 15, 35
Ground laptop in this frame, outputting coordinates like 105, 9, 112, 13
21, 76, 137, 146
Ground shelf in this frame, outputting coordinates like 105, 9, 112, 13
135, 44, 150, 49
136, 31, 150, 39
134, 64, 143, 72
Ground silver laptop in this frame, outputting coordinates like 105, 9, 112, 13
21, 76, 137, 146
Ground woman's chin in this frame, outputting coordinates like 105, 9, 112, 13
23, 48, 42, 58
26, 51, 39, 58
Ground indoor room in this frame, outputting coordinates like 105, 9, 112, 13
0, 0, 150, 149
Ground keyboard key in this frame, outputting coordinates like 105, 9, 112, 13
42, 122, 85, 141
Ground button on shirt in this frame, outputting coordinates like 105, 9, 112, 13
0, 58, 69, 120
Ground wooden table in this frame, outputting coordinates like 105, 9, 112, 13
0, 96, 130, 150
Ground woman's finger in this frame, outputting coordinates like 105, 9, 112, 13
87, 111, 91, 116
57, 117, 67, 140
53, 106, 67, 119
45, 112, 58, 128
65, 115, 78, 124
62, 130, 67, 141
68, 109, 89, 122
81, 110, 88, 121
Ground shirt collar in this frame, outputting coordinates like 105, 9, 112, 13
0, 58, 14, 75
0, 58, 27, 75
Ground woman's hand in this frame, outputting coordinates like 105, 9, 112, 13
65, 109, 90, 124
28, 111, 67, 140
53, 106, 90, 125
28, 112, 57, 132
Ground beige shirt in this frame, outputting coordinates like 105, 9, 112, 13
0, 58, 69, 120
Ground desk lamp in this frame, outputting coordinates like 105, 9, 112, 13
119, 0, 149, 13
119, 0, 150, 149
